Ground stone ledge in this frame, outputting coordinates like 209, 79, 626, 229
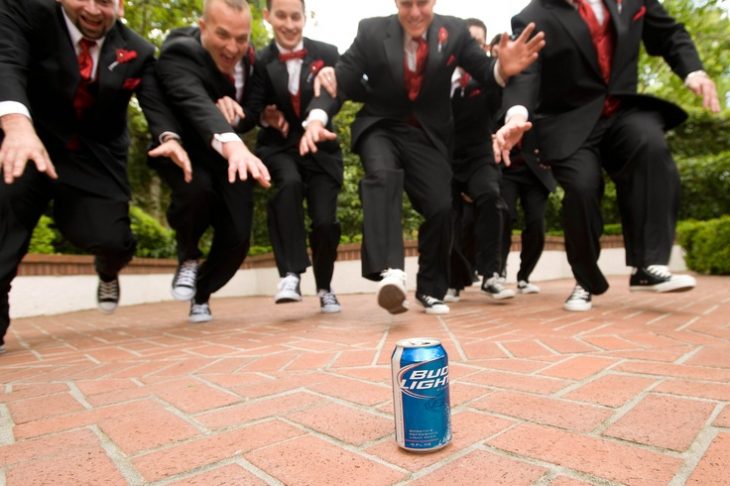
17, 236, 624, 276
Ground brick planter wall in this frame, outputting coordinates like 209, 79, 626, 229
18, 236, 624, 276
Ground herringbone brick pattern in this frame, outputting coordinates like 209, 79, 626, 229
1, 275, 729, 485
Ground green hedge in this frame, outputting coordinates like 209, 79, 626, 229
27, 215, 56, 254
677, 216, 730, 274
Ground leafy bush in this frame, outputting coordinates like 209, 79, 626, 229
676, 151, 730, 221
28, 215, 57, 254
676, 216, 730, 274
129, 206, 177, 259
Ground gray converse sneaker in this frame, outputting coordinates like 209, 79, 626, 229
416, 294, 450, 315
97, 277, 120, 314
275, 273, 302, 303
318, 289, 341, 313
171, 260, 198, 301
189, 301, 212, 323
517, 280, 540, 294
444, 288, 461, 303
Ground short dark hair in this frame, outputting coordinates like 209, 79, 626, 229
266, 0, 305, 10
465, 18, 487, 37
490, 34, 502, 48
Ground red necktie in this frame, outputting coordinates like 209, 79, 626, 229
404, 37, 428, 101
576, 0, 620, 116
73, 38, 96, 119
278, 48, 307, 63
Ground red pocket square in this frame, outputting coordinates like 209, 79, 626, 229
122, 78, 141, 90
446, 54, 456, 66
468, 89, 482, 98
632, 6, 646, 21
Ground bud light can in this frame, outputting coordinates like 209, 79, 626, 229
391, 337, 451, 451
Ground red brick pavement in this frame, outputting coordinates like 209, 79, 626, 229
1, 275, 729, 485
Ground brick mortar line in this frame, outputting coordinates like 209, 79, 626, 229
231, 457, 284, 486
265, 416, 413, 476
676, 316, 701, 332
146, 456, 283, 486
477, 442, 626, 486
674, 345, 704, 365
437, 315, 468, 361
646, 312, 672, 325
0, 404, 15, 446
392, 441, 485, 485
371, 329, 389, 367
89, 424, 146, 485
550, 362, 627, 399
66, 381, 93, 410
537, 337, 604, 354
702, 304, 720, 316
302, 388, 394, 421
552, 315, 595, 331
591, 378, 664, 436
667, 405, 724, 486
151, 396, 210, 436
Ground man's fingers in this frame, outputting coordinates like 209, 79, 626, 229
516, 23, 536, 44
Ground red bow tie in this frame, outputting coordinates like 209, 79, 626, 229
278, 48, 308, 63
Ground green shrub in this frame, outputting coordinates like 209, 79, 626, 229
676, 216, 730, 275
28, 215, 57, 254
676, 151, 730, 221
129, 206, 177, 259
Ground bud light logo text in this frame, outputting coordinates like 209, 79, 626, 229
398, 358, 449, 399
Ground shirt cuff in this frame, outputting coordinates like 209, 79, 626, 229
302, 108, 329, 129
211, 132, 242, 156
159, 131, 181, 145
0, 101, 31, 120
505, 106, 529, 124
493, 60, 507, 88
684, 70, 708, 86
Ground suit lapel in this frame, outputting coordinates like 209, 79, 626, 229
420, 16, 443, 96
606, 0, 629, 82
299, 39, 315, 109
266, 43, 293, 114
383, 16, 406, 97
55, 4, 82, 101
546, 0, 603, 80
97, 25, 124, 92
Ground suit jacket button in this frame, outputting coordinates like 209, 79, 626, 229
533, 149, 540, 155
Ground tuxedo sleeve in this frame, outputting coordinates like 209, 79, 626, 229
455, 23, 500, 93
156, 37, 234, 145
303, 44, 343, 119
641, 0, 703, 79
0, 0, 33, 108
502, 14, 541, 116
132, 46, 183, 142
239, 55, 273, 133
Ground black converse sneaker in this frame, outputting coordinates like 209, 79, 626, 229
189, 301, 212, 323
318, 289, 341, 313
171, 260, 199, 301
629, 265, 696, 293
444, 288, 461, 303
564, 284, 592, 312
97, 277, 120, 314
481, 273, 516, 300
416, 294, 450, 315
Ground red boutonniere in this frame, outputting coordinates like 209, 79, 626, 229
307, 59, 325, 84
108, 48, 138, 71
438, 27, 448, 53
247, 45, 255, 76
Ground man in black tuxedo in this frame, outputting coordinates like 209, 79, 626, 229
302, 0, 544, 315
155, 0, 271, 323
498, 130, 556, 294
243, 0, 343, 313
498, 0, 720, 311
0, 0, 190, 353
447, 18, 514, 304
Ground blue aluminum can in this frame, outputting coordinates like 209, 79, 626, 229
391, 337, 451, 451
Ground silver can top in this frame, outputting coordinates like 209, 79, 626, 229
395, 337, 442, 348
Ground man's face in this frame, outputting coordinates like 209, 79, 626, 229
468, 25, 487, 53
395, 0, 436, 39
264, 0, 305, 50
58, 0, 118, 40
200, 0, 252, 74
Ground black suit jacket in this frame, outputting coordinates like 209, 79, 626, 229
0, 0, 179, 200
451, 72, 502, 163
311, 14, 500, 159
156, 27, 255, 173
504, 0, 704, 162
245, 37, 343, 184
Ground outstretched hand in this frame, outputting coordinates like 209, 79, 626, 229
497, 23, 545, 81
493, 115, 533, 166
0, 114, 56, 184
148, 138, 192, 183
314, 66, 338, 98
686, 72, 721, 113
299, 120, 337, 156
222, 140, 271, 188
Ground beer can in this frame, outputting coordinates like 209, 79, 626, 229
391, 337, 451, 451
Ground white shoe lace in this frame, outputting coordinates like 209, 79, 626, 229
278, 274, 300, 292
175, 260, 198, 287
381, 268, 406, 286
421, 295, 443, 306
319, 290, 339, 306
98, 279, 119, 301
190, 302, 210, 315
568, 285, 590, 301
646, 265, 672, 279
487, 273, 507, 292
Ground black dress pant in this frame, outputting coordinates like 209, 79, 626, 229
0, 166, 135, 345
452, 154, 506, 281
550, 107, 680, 295
265, 151, 341, 291
154, 160, 253, 304
357, 122, 453, 298
500, 164, 550, 282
